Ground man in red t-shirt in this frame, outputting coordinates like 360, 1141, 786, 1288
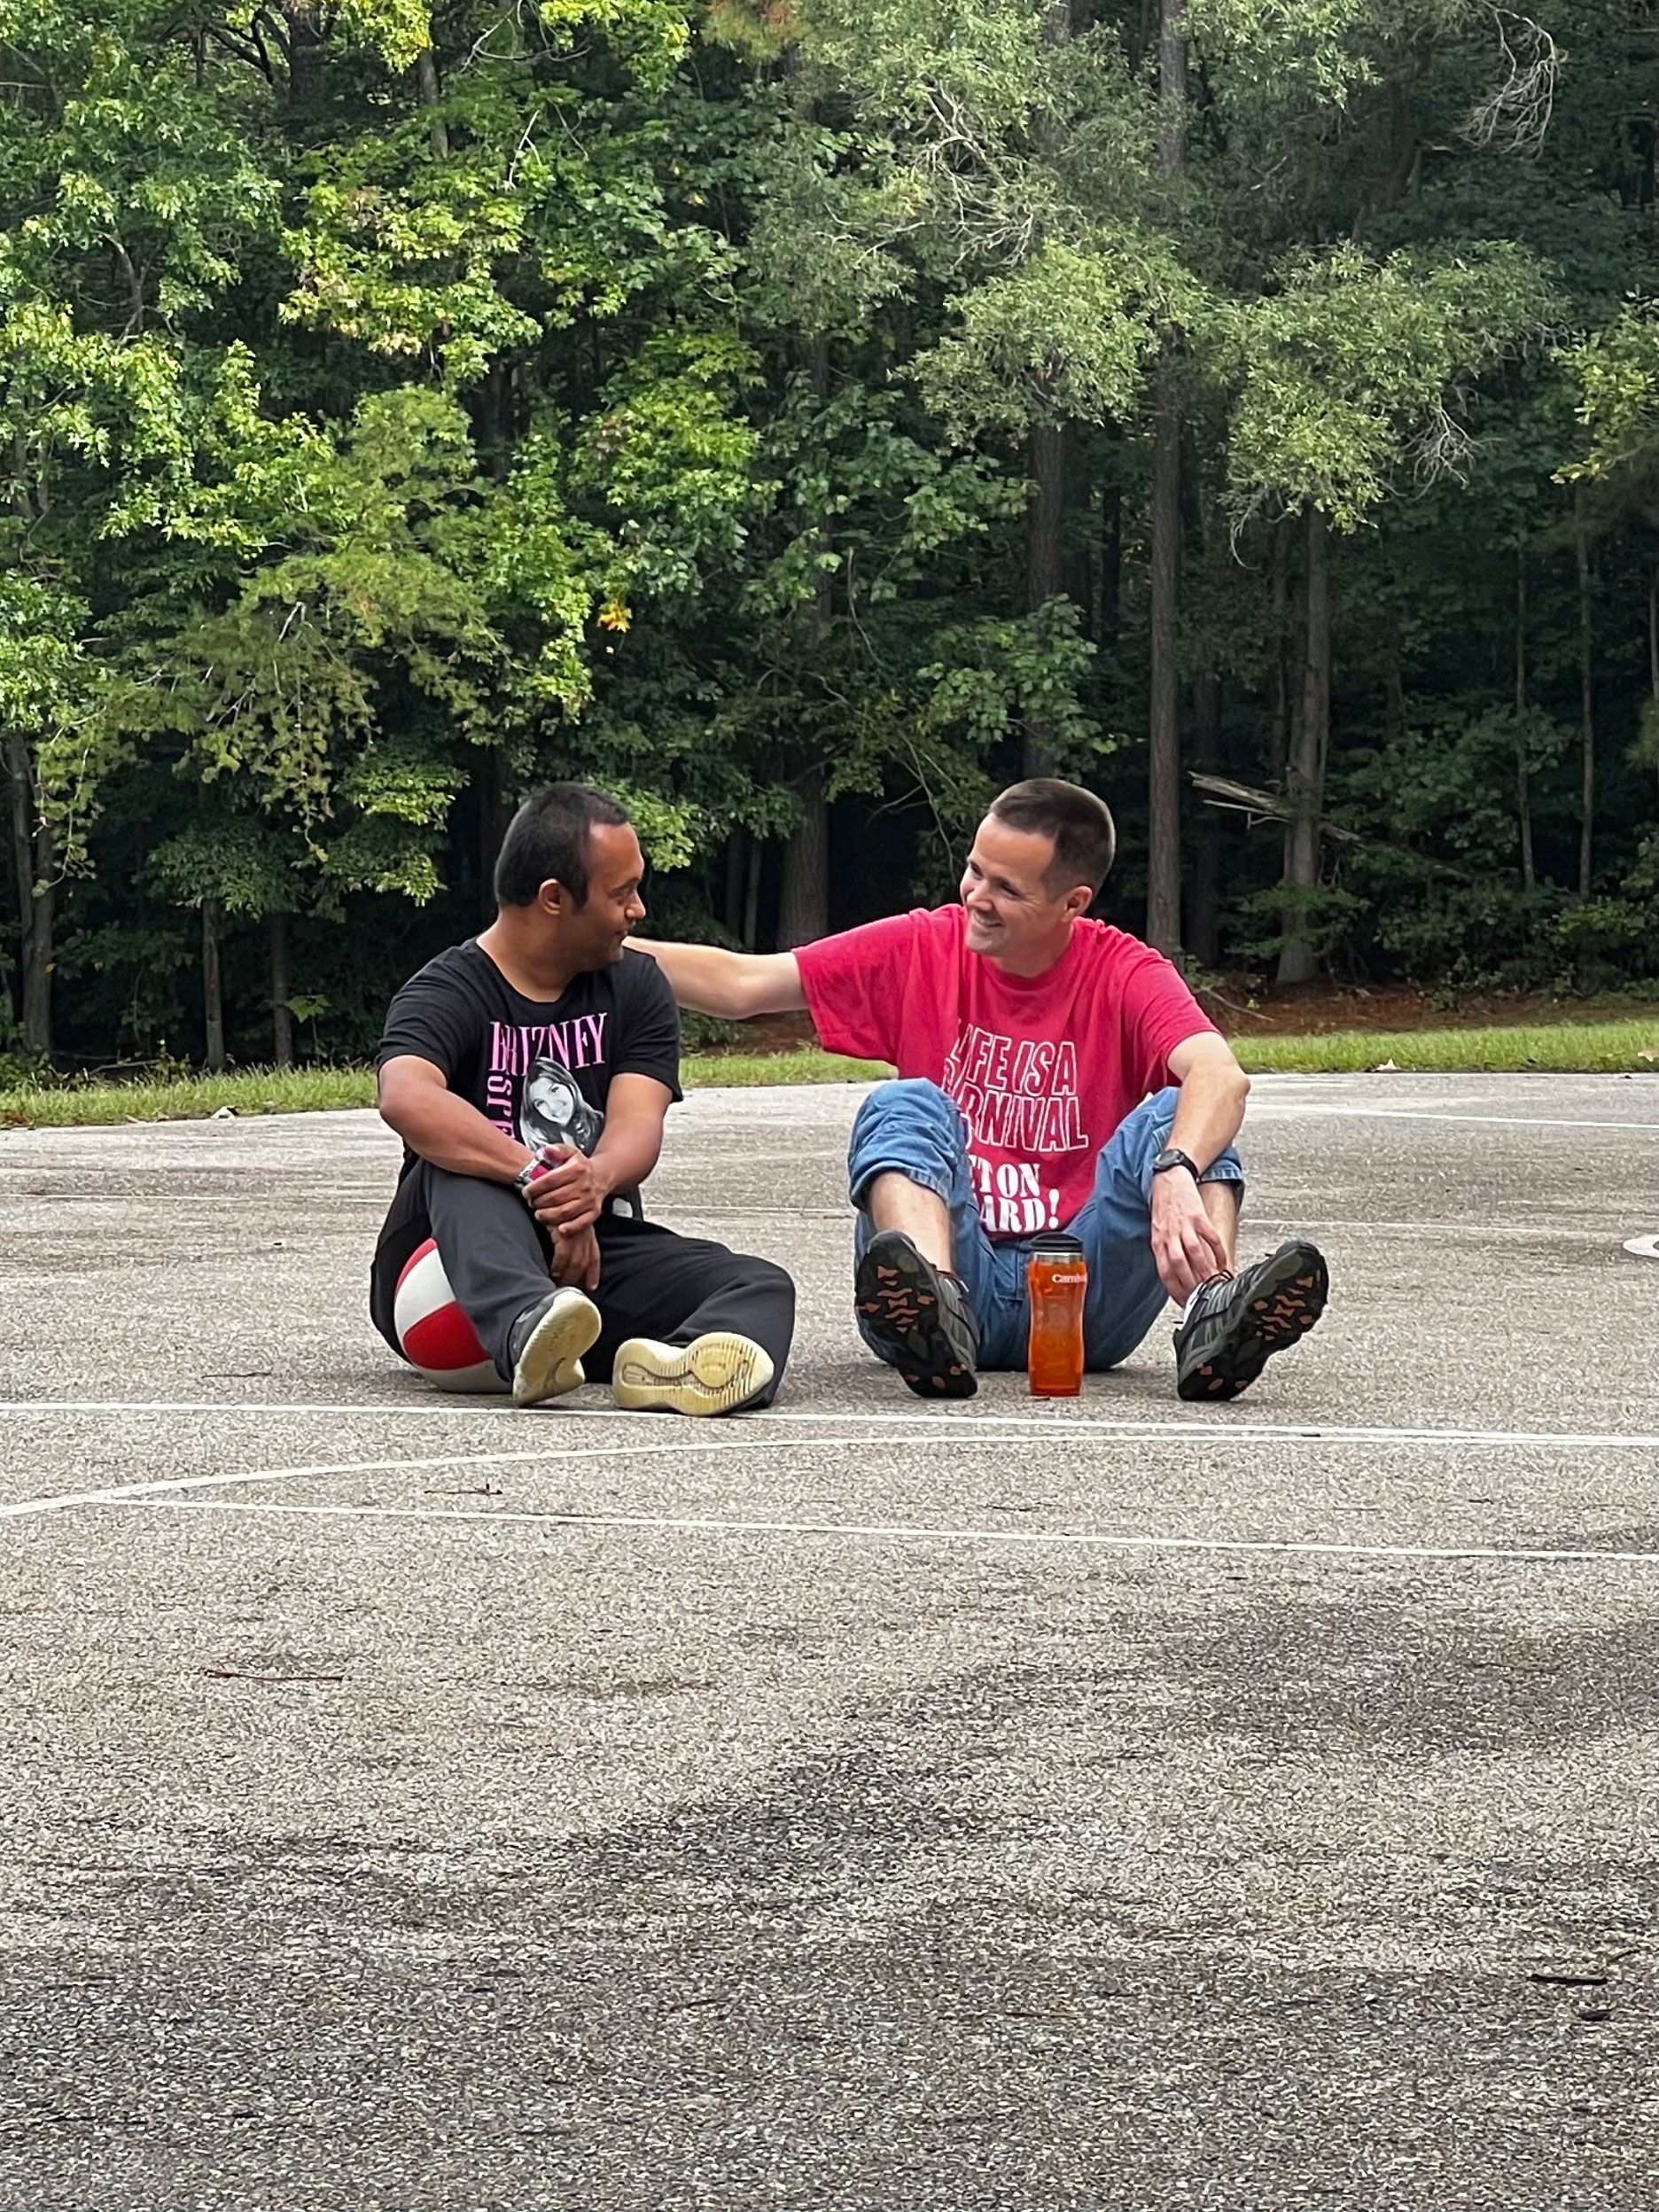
632, 779, 1327, 1401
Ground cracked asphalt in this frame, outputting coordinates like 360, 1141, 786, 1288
3, 1072, 1658, 2209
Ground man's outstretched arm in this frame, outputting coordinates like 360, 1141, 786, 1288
627, 939, 806, 1020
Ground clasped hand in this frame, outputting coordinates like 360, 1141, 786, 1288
519, 1145, 604, 1292
523, 1142, 605, 1234
549, 1222, 600, 1291
1149, 1169, 1230, 1304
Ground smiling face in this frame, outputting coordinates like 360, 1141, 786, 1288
959, 813, 1094, 976
547, 821, 647, 969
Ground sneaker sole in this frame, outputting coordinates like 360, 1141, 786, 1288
855, 1231, 977, 1399
611, 1333, 775, 1417
1177, 1242, 1328, 1403
511, 1289, 603, 1408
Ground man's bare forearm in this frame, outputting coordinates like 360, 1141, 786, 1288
627, 939, 805, 1019
587, 1082, 668, 1201
1167, 1055, 1250, 1172
379, 1066, 533, 1182
627, 939, 744, 1016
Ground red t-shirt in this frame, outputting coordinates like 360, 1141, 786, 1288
796, 906, 1215, 1239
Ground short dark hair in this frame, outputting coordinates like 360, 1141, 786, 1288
495, 783, 632, 907
988, 779, 1116, 894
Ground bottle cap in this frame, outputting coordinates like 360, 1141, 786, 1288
1028, 1232, 1084, 1256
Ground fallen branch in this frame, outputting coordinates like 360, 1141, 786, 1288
1188, 771, 1361, 844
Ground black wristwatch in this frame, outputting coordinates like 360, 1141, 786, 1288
1151, 1146, 1201, 1184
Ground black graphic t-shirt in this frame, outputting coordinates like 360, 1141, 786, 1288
372, 939, 681, 1269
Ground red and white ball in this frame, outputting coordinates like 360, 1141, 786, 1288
393, 1238, 507, 1394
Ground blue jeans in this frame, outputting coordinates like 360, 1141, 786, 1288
847, 1079, 1245, 1372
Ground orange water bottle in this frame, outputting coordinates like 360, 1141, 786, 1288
1027, 1232, 1087, 1398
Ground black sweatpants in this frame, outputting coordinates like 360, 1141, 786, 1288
370, 1163, 795, 1405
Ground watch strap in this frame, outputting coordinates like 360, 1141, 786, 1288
1151, 1146, 1201, 1181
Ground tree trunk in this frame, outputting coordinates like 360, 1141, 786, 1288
1268, 518, 1291, 783
478, 745, 512, 923
1576, 495, 1594, 900
1146, 389, 1182, 954
283, 2, 325, 112
1024, 421, 1066, 776
1186, 469, 1222, 966
203, 898, 226, 1072
1384, 622, 1406, 743
742, 836, 762, 950
1515, 547, 1535, 893
1020, 1, 1088, 779
416, 46, 448, 158
778, 765, 830, 948
476, 359, 513, 477
778, 338, 834, 948
1276, 503, 1329, 985
1159, 0, 1188, 175
724, 832, 744, 938
1188, 672, 1222, 967
1648, 562, 1659, 818
1145, 0, 1187, 954
5, 729, 54, 1055
269, 911, 294, 1069
1094, 482, 1121, 646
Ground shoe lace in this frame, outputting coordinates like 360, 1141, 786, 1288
1186, 1270, 1234, 1324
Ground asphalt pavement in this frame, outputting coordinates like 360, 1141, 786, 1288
3, 1073, 1658, 2209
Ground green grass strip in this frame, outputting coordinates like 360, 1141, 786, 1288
4, 1021, 1658, 1129
684, 1047, 892, 1088
1233, 1018, 1659, 1076
0, 1065, 378, 1127
0, 1048, 892, 1128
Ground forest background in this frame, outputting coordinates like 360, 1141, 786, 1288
7, 0, 1659, 1076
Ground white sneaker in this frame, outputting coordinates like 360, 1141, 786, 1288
611, 1332, 774, 1417
510, 1288, 603, 1407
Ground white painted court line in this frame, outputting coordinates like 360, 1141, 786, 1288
1252, 1104, 1659, 1133
0, 1398, 563, 1418
145, 1495, 1659, 1570
12, 1413, 1659, 1529
1250, 1218, 1623, 1235
0, 1437, 876, 1523
752, 1412, 1659, 1450
8, 1402, 1659, 1452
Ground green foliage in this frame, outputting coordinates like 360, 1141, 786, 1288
920, 600, 1102, 767
1566, 309, 1659, 484
8, 0, 1659, 1072
914, 236, 1176, 440
1219, 243, 1558, 530
150, 819, 295, 915
572, 331, 768, 599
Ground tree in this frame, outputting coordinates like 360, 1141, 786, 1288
755, 0, 1177, 796
1216, 242, 1556, 978
0, 580, 90, 1051
1145, 0, 1188, 955
14, 0, 1659, 1073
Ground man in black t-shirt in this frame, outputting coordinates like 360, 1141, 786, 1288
371, 783, 794, 1412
